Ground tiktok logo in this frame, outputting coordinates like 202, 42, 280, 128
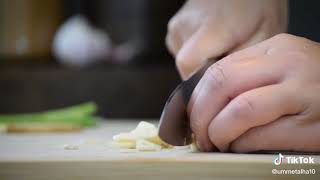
274, 153, 285, 165
273, 153, 314, 165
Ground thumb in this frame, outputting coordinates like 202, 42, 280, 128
176, 26, 235, 80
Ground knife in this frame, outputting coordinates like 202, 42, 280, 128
158, 60, 215, 146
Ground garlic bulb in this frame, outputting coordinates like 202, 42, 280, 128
53, 15, 111, 67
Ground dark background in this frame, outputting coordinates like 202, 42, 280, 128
0, 0, 319, 118
289, 0, 320, 42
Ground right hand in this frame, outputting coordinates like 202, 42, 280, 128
166, 0, 288, 79
188, 34, 320, 152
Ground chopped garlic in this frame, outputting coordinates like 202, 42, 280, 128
113, 132, 136, 142
145, 135, 172, 148
190, 142, 199, 152
136, 139, 162, 151
111, 141, 136, 149
63, 144, 79, 150
131, 121, 157, 138
111, 121, 170, 151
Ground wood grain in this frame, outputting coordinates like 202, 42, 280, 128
0, 119, 319, 180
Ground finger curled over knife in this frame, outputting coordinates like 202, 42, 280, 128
188, 34, 320, 153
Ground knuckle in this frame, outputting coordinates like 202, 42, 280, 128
167, 18, 179, 33
272, 33, 298, 45
273, 33, 309, 45
273, 33, 293, 41
204, 63, 227, 91
165, 34, 175, 54
165, 34, 171, 46
268, 34, 312, 65
229, 95, 255, 122
176, 55, 187, 67
176, 56, 193, 74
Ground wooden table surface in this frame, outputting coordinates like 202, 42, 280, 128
0, 119, 319, 180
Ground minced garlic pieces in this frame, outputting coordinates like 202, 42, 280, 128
190, 142, 199, 152
111, 121, 172, 151
136, 139, 162, 151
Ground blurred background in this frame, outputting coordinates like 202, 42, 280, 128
0, 0, 319, 118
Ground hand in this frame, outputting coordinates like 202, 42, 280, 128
166, 0, 288, 79
188, 34, 320, 153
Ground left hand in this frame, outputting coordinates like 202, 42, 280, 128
188, 33, 320, 152
166, 0, 288, 79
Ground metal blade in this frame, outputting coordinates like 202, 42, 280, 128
158, 60, 215, 146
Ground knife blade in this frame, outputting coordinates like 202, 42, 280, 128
158, 60, 215, 146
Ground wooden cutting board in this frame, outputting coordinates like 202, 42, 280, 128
0, 119, 319, 180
